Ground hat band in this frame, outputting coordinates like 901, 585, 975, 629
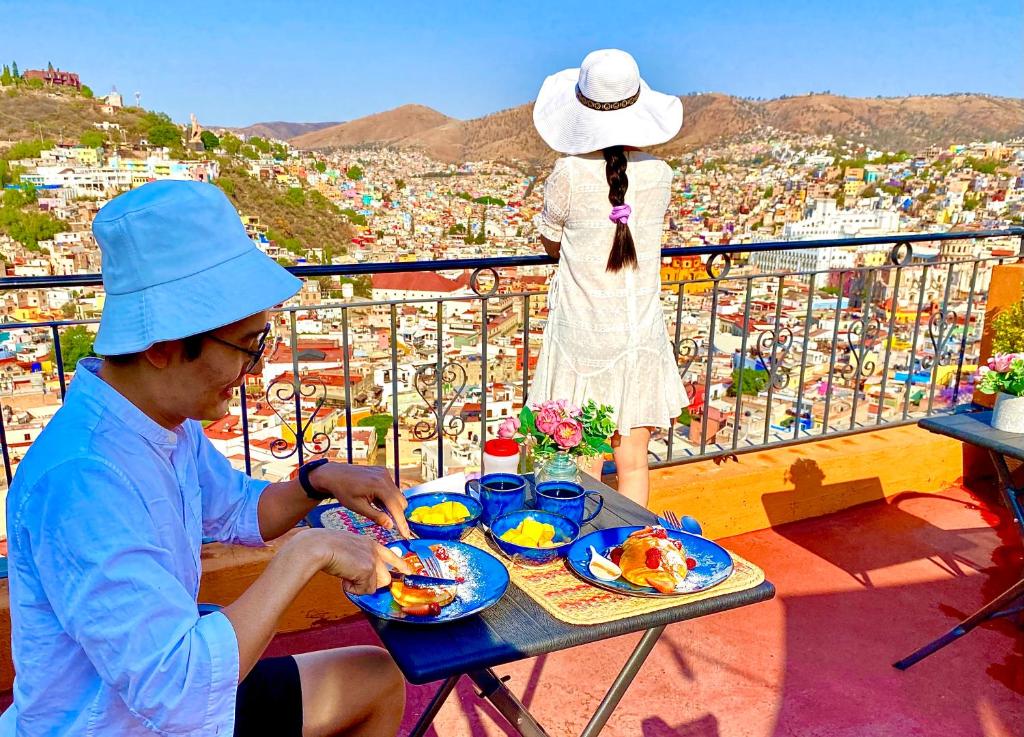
575, 84, 641, 111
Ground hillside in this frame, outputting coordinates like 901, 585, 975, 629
0, 87, 157, 145
214, 161, 352, 259
290, 104, 453, 149
291, 92, 1024, 163
222, 121, 341, 140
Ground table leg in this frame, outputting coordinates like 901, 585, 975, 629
893, 577, 1024, 670
462, 625, 666, 737
467, 669, 553, 737
988, 451, 1024, 542
579, 625, 667, 737
407, 675, 460, 737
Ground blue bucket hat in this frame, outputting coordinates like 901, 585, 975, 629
92, 180, 301, 355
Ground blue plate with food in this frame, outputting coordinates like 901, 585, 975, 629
345, 538, 510, 623
566, 525, 733, 597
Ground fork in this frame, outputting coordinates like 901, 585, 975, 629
660, 510, 703, 536
418, 548, 446, 579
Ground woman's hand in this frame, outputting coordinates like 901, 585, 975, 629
307, 463, 412, 538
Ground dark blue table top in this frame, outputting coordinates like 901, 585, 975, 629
919, 411, 1024, 462
366, 475, 776, 685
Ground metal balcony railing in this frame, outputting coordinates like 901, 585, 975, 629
0, 227, 1021, 490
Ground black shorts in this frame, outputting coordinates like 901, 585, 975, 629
235, 655, 302, 737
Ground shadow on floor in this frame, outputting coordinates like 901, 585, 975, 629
761, 458, 984, 586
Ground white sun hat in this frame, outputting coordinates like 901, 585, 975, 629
92, 180, 301, 355
532, 49, 683, 156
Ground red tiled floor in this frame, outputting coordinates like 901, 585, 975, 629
266, 483, 1023, 736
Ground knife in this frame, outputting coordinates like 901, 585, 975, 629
388, 571, 459, 588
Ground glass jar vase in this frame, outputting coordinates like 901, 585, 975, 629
534, 450, 582, 485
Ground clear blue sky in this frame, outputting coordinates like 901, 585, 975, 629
1, 0, 1021, 126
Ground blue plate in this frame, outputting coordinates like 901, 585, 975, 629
345, 538, 510, 624
566, 526, 734, 597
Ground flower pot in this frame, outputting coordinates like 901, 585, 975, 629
991, 392, 1024, 433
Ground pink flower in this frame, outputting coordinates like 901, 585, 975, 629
989, 353, 1015, 373
535, 406, 561, 435
553, 419, 583, 449
497, 416, 520, 439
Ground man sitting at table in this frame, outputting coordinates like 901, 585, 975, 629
1, 180, 414, 737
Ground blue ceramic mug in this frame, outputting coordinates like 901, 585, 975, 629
466, 473, 528, 526
533, 481, 604, 526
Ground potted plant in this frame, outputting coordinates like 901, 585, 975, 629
498, 400, 616, 482
977, 353, 1024, 433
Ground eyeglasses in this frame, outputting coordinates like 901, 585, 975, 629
206, 323, 273, 375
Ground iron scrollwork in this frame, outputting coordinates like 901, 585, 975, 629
705, 252, 732, 280
412, 361, 468, 440
889, 242, 913, 267
921, 309, 957, 369
266, 376, 332, 460
675, 337, 699, 378
840, 318, 881, 382
754, 327, 793, 391
470, 267, 500, 298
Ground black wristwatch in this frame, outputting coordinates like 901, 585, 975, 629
298, 458, 332, 501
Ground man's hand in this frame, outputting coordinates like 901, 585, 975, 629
308, 463, 412, 538
290, 528, 413, 595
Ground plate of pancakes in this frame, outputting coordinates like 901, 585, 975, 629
345, 538, 510, 623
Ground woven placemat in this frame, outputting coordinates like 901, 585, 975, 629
309, 504, 765, 627
462, 528, 765, 626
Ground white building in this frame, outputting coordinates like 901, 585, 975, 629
752, 199, 899, 277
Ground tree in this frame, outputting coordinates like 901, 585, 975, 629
395, 178, 406, 190
147, 122, 181, 148
248, 136, 271, 154
11, 61, 19, 79
0, 66, 11, 86
80, 84, 94, 99
284, 187, 305, 206
54, 325, 95, 367
346, 165, 363, 181
79, 130, 105, 148
358, 414, 393, 448
314, 160, 327, 174
727, 368, 770, 397
26, 78, 44, 90
219, 132, 242, 155
200, 130, 219, 150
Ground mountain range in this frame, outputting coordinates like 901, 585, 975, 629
221, 120, 341, 140
274, 93, 1024, 164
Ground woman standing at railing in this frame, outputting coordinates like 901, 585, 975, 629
529, 49, 688, 507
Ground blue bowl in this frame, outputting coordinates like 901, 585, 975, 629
489, 509, 580, 565
404, 492, 483, 540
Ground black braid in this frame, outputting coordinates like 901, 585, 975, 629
603, 146, 637, 272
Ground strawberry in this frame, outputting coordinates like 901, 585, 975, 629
652, 527, 668, 539
686, 557, 697, 570
455, 576, 466, 584
645, 547, 662, 569
672, 539, 684, 550
401, 602, 442, 617
609, 547, 624, 565
433, 546, 450, 562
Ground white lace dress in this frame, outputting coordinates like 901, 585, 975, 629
529, 151, 689, 435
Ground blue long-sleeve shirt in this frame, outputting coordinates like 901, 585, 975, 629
2, 358, 269, 735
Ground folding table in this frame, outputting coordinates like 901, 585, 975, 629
894, 411, 1024, 670
363, 476, 775, 737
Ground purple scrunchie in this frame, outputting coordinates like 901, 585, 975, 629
609, 204, 631, 225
